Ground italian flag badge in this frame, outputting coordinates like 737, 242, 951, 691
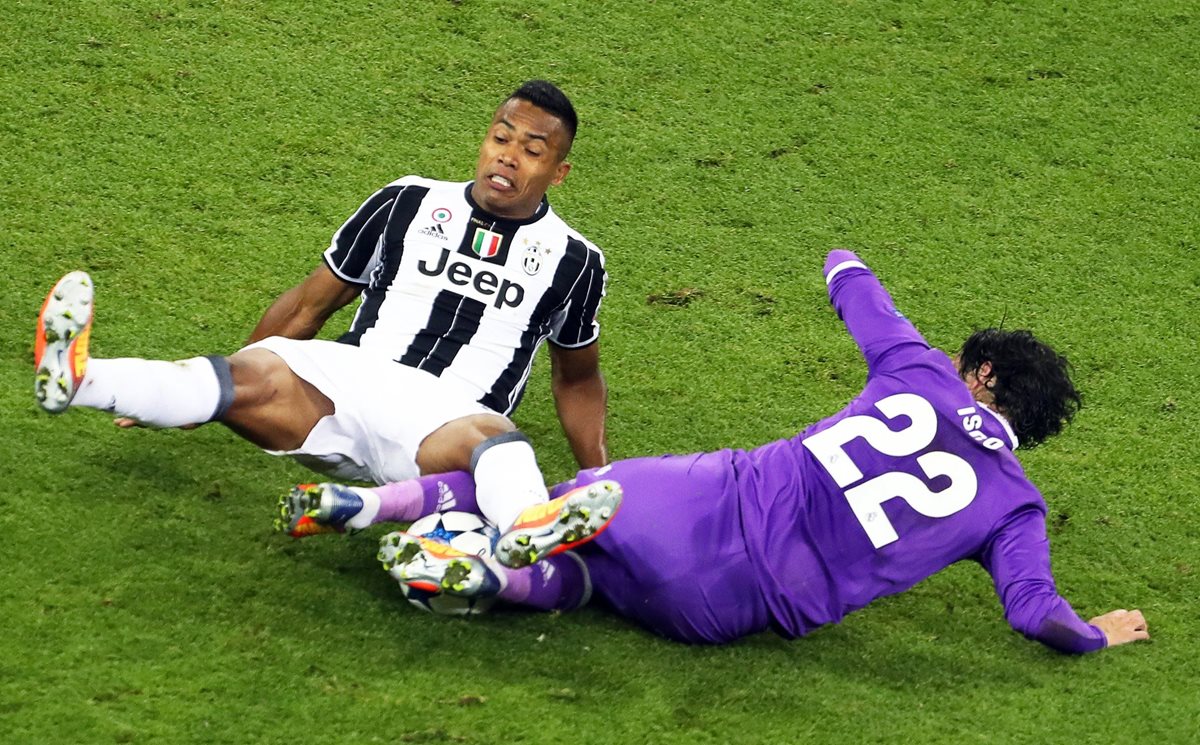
472, 228, 503, 258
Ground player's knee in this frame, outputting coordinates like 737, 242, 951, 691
219, 349, 331, 450
224, 348, 326, 423
417, 414, 517, 473
469, 414, 518, 442
227, 349, 284, 405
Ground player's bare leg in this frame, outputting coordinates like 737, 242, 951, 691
218, 347, 331, 451
415, 413, 517, 474
422, 418, 554, 533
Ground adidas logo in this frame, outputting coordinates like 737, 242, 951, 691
436, 481, 457, 511
418, 223, 449, 240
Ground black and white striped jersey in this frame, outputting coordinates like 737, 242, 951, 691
323, 176, 607, 416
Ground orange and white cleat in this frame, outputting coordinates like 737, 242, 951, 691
495, 479, 623, 568
35, 271, 94, 414
378, 531, 503, 599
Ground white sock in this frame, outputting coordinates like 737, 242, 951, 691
344, 487, 382, 530
73, 356, 230, 428
472, 433, 549, 531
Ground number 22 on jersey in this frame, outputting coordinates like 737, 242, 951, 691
803, 393, 978, 548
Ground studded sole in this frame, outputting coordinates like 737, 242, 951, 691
496, 480, 622, 568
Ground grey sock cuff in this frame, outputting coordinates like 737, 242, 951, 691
205, 355, 235, 421
562, 551, 593, 611
469, 430, 532, 473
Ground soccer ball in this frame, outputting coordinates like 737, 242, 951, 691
400, 511, 499, 616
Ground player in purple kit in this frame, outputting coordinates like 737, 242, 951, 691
288, 249, 1148, 653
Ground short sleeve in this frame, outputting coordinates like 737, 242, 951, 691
323, 180, 410, 285
549, 238, 606, 348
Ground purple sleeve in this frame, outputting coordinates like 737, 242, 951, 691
822, 249, 930, 375
978, 507, 1107, 654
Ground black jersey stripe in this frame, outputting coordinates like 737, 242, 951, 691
554, 238, 605, 346
397, 290, 485, 375
327, 184, 404, 281
479, 318, 547, 415
339, 184, 428, 345
478, 240, 590, 414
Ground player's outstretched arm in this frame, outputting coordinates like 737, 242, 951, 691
822, 249, 930, 374
982, 509, 1111, 654
1088, 609, 1150, 648
246, 264, 360, 345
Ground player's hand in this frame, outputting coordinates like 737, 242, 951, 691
1089, 609, 1149, 647
114, 417, 199, 430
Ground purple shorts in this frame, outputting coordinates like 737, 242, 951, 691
562, 452, 771, 644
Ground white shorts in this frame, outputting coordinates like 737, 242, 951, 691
245, 337, 495, 484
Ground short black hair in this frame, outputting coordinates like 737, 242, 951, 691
957, 328, 1082, 448
508, 79, 577, 155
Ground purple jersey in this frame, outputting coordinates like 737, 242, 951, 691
733, 250, 1105, 653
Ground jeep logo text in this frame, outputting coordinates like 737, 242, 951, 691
417, 248, 525, 309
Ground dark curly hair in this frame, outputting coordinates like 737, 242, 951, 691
508, 79, 577, 156
957, 328, 1082, 448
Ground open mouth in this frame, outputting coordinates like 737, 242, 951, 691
488, 174, 514, 189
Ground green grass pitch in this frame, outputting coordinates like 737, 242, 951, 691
2, 1, 1197, 742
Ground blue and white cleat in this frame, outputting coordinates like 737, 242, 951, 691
377, 531, 503, 599
495, 479, 623, 568
276, 482, 369, 538
35, 271, 95, 414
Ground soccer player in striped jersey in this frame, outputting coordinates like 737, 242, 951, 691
33, 80, 611, 537
312, 249, 1149, 654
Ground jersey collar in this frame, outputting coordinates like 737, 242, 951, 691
463, 182, 551, 227
981, 404, 1020, 451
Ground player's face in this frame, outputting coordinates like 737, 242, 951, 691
471, 98, 571, 219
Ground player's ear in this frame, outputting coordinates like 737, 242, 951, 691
551, 160, 571, 186
978, 361, 996, 388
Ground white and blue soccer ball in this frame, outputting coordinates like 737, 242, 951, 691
400, 511, 499, 616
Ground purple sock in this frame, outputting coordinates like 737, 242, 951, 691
497, 553, 590, 612
372, 471, 478, 523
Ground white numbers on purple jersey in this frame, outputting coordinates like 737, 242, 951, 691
804, 393, 938, 487
804, 393, 979, 548
843, 450, 978, 547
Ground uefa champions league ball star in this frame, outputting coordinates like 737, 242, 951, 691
378, 511, 502, 616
